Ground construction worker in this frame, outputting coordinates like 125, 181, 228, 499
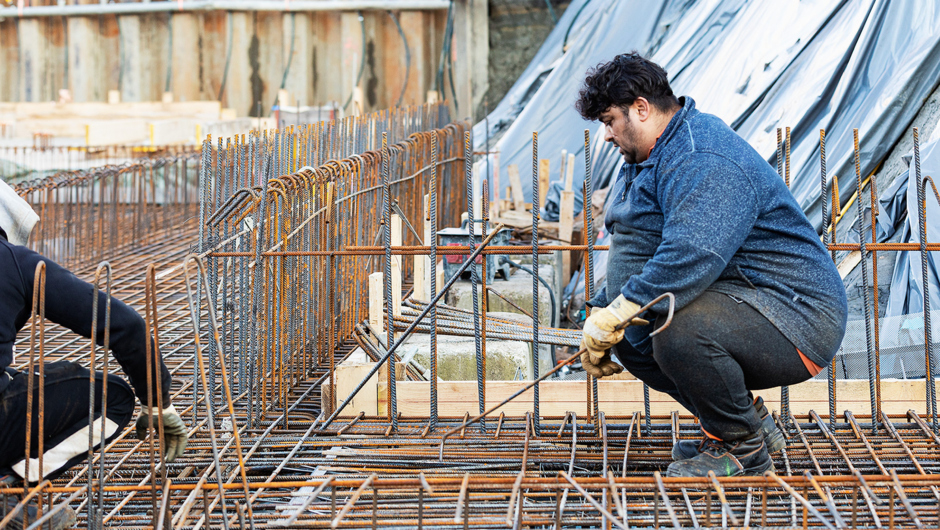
575, 53, 847, 477
0, 181, 188, 528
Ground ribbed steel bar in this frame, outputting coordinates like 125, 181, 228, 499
7, 113, 940, 529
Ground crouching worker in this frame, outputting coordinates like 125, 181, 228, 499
0, 181, 188, 528
575, 53, 847, 477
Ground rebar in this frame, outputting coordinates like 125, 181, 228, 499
5, 114, 940, 529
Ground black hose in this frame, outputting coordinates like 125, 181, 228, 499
435, 1, 455, 94
388, 10, 411, 107
165, 12, 173, 95
506, 258, 558, 371
217, 11, 234, 102
544, 0, 558, 25
505, 258, 556, 328
562, 1, 590, 52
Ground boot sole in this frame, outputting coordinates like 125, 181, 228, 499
666, 460, 775, 478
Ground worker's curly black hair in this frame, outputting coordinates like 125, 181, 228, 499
575, 52, 679, 121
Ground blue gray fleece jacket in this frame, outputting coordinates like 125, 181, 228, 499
593, 97, 847, 368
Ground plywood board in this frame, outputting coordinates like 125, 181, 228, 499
149, 119, 197, 145
387, 379, 937, 418
506, 164, 525, 212
85, 119, 148, 146
320, 349, 379, 418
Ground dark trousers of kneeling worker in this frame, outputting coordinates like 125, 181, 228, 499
613, 291, 824, 475
0, 361, 136, 483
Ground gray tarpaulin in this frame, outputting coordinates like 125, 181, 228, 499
475, 0, 940, 341
831, 139, 939, 379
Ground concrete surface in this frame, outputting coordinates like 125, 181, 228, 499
446, 262, 556, 327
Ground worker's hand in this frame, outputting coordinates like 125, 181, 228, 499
581, 294, 646, 358
136, 404, 189, 462
580, 348, 623, 378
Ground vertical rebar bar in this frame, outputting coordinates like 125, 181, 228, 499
531, 132, 540, 433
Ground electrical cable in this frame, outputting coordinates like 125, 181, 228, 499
434, 1, 454, 94
218, 11, 234, 102
544, 0, 558, 25
342, 10, 367, 112
388, 10, 411, 107
506, 259, 556, 328
562, 0, 590, 52
165, 12, 173, 95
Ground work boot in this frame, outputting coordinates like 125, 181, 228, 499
666, 431, 773, 477
671, 396, 785, 460
3, 497, 77, 530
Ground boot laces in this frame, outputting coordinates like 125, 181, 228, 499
701, 437, 732, 456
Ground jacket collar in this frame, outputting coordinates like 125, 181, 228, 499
0, 226, 6, 242
640, 96, 694, 168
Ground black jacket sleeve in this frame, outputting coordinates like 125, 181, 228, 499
11, 244, 173, 406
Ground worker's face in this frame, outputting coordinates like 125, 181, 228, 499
600, 105, 641, 164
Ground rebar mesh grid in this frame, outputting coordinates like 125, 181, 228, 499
2, 115, 940, 528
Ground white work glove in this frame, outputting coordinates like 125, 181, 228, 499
579, 294, 646, 378
136, 404, 189, 462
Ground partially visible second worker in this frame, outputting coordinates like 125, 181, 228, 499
0, 179, 188, 530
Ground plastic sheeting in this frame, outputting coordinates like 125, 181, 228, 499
475, 0, 940, 324
882, 140, 940, 319
477, 0, 940, 229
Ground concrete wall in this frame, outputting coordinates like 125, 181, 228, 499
483, 0, 571, 119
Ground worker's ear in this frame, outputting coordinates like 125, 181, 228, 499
633, 97, 652, 123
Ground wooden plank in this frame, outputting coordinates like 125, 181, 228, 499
313, 12, 343, 105
85, 118, 148, 146
491, 151, 501, 219
391, 379, 940, 418
391, 213, 403, 318
340, 12, 363, 114
170, 13, 202, 102
398, 11, 426, 106
564, 153, 575, 191
838, 250, 862, 279
413, 194, 431, 302
320, 349, 379, 417
117, 16, 141, 102
138, 13, 167, 102
18, 19, 44, 102
283, 12, 311, 108
149, 119, 197, 145
559, 189, 575, 279
202, 11, 227, 104
225, 12, 253, 117
538, 158, 550, 211
452, 0, 487, 119
47, 17, 67, 104
376, 363, 409, 417
506, 164, 525, 212
257, 11, 284, 120
369, 271, 383, 331
10, 101, 221, 119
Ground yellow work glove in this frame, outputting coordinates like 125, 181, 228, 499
579, 294, 646, 378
